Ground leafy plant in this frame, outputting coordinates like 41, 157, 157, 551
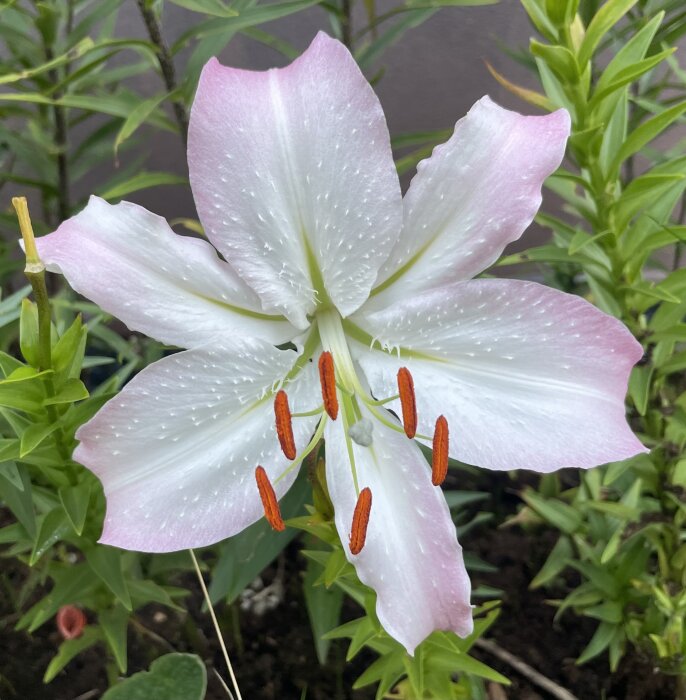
495, 0, 686, 686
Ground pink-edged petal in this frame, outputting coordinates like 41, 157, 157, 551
189, 32, 402, 328
36, 196, 295, 348
324, 409, 473, 654
75, 337, 320, 552
368, 98, 570, 309
353, 279, 647, 472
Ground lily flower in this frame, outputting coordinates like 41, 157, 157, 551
34, 33, 646, 653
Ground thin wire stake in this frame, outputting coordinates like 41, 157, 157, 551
189, 549, 243, 700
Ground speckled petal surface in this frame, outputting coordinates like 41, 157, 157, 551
369, 98, 570, 310
353, 279, 647, 472
75, 339, 320, 552
189, 32, 402, 328
324, 409, 473, 654
35, 196, 295, 348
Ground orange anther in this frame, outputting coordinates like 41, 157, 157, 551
432, 415, 449, 486
56, 605, 87, 640
274, 389, 296, 460
255, 466, 285, 531
318, 351, 339, 420
349, 487, 372, 555
397, 367, 417, 438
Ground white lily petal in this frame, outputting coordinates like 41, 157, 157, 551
353, 279, 647, 472
36, 196, 295, 347
189, 32, 402, 327
324, 409, 473, 654
369, 98, 570, 309
75, 338, 320, 551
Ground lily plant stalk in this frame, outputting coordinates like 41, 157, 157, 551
33, 33, 646, 653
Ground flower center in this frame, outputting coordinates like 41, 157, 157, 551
253, 309, 450, 555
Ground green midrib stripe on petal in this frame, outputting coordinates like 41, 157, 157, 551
342, 319, 448, 364
228, 326, 320, 424
368, 240, 433, 298
199, 292, 288, 322
303, 234, 332, 312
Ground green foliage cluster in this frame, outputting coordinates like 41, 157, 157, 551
494, 0, 686, 681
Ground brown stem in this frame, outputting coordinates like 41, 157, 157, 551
475, 638, 580, 700
44, 46, 70, 222
136, 0, 189, 146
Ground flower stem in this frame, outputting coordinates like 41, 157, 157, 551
136, 0, 189, 145
188, 549, 243, 700
13, 197, 72, 468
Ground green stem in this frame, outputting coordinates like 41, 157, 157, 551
14, 198, 72, 469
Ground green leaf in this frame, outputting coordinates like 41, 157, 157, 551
59, 481, 92, 536
438, 650, 510, 684
102, 653, 207, 700
577, 621, 618, 664
1, 38, 95, 85
520, 0, 558, 41
530, 536, 573, 589
167, 0, 238, 16
20, 421, 60, 457
0, 460, 23, 490
97, 171, 186, 200
624, 280, 681, 304
589, 49, 674, 111
100, 605, 130, 674
127, 579, 187, 612
303, 556, 344, 665
114, 92, 169, 157
609, 101, 686, 176
44, 378, 89, 405
521, 489, 582, 534
577, 0, 639, 68
628, 364, 652, 416
43, 627, 103, 683
0, 462, 35, 537
85, 545, 132, 610
530, 40, 579, 81
30, 507, 72, 565
584, 601, 623, 624
19, 298, 39, 367
613, 173, 686, 231
52, 315, 87, 381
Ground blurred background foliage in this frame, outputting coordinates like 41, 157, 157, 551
1, 0, 686, 698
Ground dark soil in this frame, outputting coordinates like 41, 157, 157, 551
0, 471, 679, 700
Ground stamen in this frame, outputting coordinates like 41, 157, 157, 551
318, 351, 339, 420
274, 390, 296, 460
255, 466, 285, 531
349, 487, 372, 555
432, 415, 449, 486
397, 367, 417, 438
